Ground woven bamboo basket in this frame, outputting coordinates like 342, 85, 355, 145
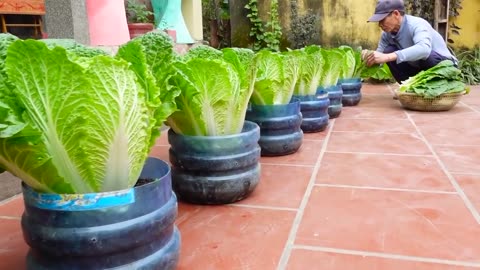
397, 91, 465, 112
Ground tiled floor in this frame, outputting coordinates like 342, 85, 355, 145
1, 83, 480, 269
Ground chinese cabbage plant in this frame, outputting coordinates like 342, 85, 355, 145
250, 50, 301, 105
337, 45, 393, 81
292, 46, 345, 94
293, 45, 324, 96
338, 45, 356, 80
319, 48, 344, 87
0, 34, 173, 194
166, 46, 256, 136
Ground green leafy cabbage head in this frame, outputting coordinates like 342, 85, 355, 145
117, 30, 179, 140
0, 34, 20, 146
0, 39, 172, 194
0, 33, 18, 61
294, 46, 324, 96
319, 48, 344, 87
338, 45, 356, 79
183, 44, 223, 61
251, 50, 284, 105
250, 50, 301, 105
222, 47, 256, 91
41, 39, 108, 57
167, 50, 255, 136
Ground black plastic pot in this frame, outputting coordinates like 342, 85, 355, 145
319, 85, 343, 118
21, 158, 180, 270
292, 92, 330, 133
339, 78, 362, 106
245, 100, 303, 156
168, 121, 261, 205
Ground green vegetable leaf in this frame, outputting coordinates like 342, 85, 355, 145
117, 32, 179, 147
320, 48, 344, 87
4, 40, 91, 193
399, 60, 466, 97
251, 50, 285, 105
184, 45, 223, 61
1, 39, 166, 194
82, 56, 152, 192
294, 47, 324, 96
338, 45, 356, 79
222, 47, 255, 91
168, 58, 248, 136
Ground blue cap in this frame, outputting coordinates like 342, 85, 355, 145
368, 0, 405, 22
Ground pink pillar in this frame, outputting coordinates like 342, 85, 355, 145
86, 0, 130, 46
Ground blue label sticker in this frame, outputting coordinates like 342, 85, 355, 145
24, 188, 136, 211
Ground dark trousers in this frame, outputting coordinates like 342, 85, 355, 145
384, 45, 451, 83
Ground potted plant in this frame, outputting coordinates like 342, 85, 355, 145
316, 47, 344, 118
164, 45, 261, 205
0, 33, 180, 269
337, 45, 363, 106
126, 0, 154, 39
245, 49, 304, 156
291, 45, 330, 133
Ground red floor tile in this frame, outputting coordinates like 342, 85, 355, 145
240, 164, 313, 209
413, 112, 480, 124
408, 105, 479, 120
316, 152, 453, 191
261, 140, 324, 166
0, 196, 24, 217
358, 94, 400, 108
415, 119, 480, 146
361, 83, 393, 95
0, 219, 28, 270
287, 249, 478, 270
149, 145, 170, 164
155, 130, 170, 146
340, 107, 407, 119
176, 204, 295, 270
296, 187, 480, 261
462, 94, 480, 106
455, 174, 480, 213
327, 132, 431, 155
472, 105, 480, 112
333, 118, 416, 133
303, 130, 328, 141
434, 145, 480, 174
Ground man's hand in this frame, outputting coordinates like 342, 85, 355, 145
361, 50, 373, 61
362, 50, 397, 67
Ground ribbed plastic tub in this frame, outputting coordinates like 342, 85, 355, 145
292, 93, 330, 133
319, 85, 343, 119
168, 121, 261, 204
246, 100, 303, 156
22, 157, 180, 270
339, 78, 362, 106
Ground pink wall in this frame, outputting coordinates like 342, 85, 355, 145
86, 0, 130, 46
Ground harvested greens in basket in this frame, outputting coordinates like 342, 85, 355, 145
399, 60, 469, 98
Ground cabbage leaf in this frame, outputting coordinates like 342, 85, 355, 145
0, 39, 169, 194
166, 46, 255, 136
399, 60, 467, 97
